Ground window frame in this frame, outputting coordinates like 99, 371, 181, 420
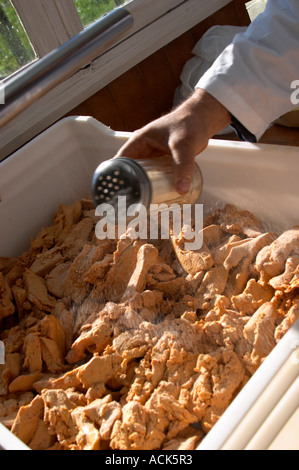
11, 0, 83, 56
1, 0, 231, 159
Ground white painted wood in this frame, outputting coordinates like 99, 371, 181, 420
12, 0, 83, 56
0, 423, 29, 450
1, 0, 231, 159
124, 0, 184, 32
54, 0, 84, 38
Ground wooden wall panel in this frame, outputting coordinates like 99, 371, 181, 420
138, 47, 178, 117
71, 86, 126, 131
163, 31, 195, 91
108, 66, 157, 130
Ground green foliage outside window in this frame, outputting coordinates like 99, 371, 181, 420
0, 0, 35, 79
74, 0, 127, 27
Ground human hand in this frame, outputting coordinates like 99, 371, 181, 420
116, 89, 231, 194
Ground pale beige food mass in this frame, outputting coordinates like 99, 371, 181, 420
0, 199, 298, 450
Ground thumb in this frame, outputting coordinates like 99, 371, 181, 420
171, 144, 195, 195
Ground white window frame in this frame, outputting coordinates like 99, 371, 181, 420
1, 0, 231, 159
11, 0, 83, 56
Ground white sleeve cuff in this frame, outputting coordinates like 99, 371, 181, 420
196, 65, 268, 141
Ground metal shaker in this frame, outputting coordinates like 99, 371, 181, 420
91, 155, 203, 213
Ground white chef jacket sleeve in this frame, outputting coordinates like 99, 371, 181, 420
196, 0, 299, 141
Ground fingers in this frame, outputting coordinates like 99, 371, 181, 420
115, 124, 198, 195
170, 141, 196, 195
115, 135, 150, 159
115, 125, 170, 160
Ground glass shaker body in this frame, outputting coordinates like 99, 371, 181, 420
137, 155, 203, 207
91, 155, 203, 214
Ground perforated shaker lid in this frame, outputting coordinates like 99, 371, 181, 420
91, 157, 152, 211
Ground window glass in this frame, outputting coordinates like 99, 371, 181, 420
74, 0, 129, 27
0, 0, 36, 79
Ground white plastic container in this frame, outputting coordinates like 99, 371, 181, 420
0, 116, 298, 450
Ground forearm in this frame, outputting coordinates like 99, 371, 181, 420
182, 88, 231, 139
